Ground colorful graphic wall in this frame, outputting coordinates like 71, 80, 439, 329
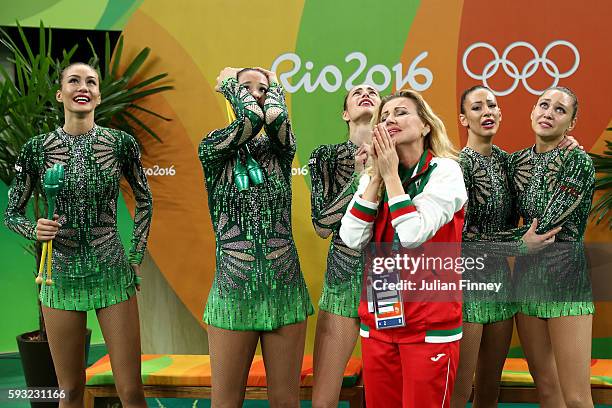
1, 0, 611, 354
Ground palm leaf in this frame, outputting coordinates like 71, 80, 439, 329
110, 35, 124, 78
122, 110, 162, 143
121, 47, 150, 81
129, 103, 171, 122
589, 139, 612, 229
0, 22, 174, 334
94, 34, 174, 137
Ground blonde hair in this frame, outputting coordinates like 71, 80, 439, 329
365, 89, 458, 198
373, 89, 458, 160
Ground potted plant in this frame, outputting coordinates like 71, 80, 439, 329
0, 22, 172, 406
590, 137, 612, 229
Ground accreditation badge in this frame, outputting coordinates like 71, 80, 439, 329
372, 268, 405, 330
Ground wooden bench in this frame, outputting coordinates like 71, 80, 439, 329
496, 358, 612, 404
84, 354, 363, 407
85, 355, 612, 406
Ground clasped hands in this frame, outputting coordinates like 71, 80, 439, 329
355, 123, 399, 184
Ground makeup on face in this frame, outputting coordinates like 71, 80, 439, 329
58, 65, 101, 113
343, 85, 381, 124
461, 88, 501, 136
380, 97, 426, 145
238, 70, 269, 106
531, 90, 575, 137
349, 85, 380, 108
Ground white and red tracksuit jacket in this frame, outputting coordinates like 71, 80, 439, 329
339, 154, 468, 344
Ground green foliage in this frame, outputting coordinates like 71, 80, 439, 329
0, 22, 172, 187
590, 136, 612, 229
89, 34, 172, 141
0, 21, 172, 336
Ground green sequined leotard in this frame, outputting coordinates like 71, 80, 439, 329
309, 141, 362, 318
459, 146, 517, 324
472, 146, 595, 318
5, 126, 153, 311
199, 78, 313, 331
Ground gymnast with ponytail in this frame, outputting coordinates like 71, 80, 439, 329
5, 62, 152, 408
198, 67, 313, 407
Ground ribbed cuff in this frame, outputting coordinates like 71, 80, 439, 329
349, 196, 378, 223
388, 194, 417, 221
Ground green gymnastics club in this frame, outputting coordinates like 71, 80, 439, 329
233, 155, 250, 192
36, 164, 65, 286
233, 148, 265, 191
245, 146, 264, 186
225, 100, 265, 190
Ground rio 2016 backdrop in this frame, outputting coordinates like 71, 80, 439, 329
0, 0, 610, 354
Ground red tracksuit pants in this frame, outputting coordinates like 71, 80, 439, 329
361, 336, 460, 407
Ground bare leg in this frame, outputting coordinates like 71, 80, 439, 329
207, 325, 259, 408
450, 322, 482, 408
42, 307, 87, 408
261, 320, 308, 408
516, 313, 565, 408
473, 318, 513, 407
312, 311, 359, 408
96, 296, 146, 408
549, 315, 593, 408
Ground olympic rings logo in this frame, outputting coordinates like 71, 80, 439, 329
462, 40, 580, 96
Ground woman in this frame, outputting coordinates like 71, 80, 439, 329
450, 85, 518, 408
451, 85, 577, 407
469, 87, 594, 407
5, 62, 152, 408
198, 67, 313, 407
339, 89, 467, 407
308, 84, 380, 408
